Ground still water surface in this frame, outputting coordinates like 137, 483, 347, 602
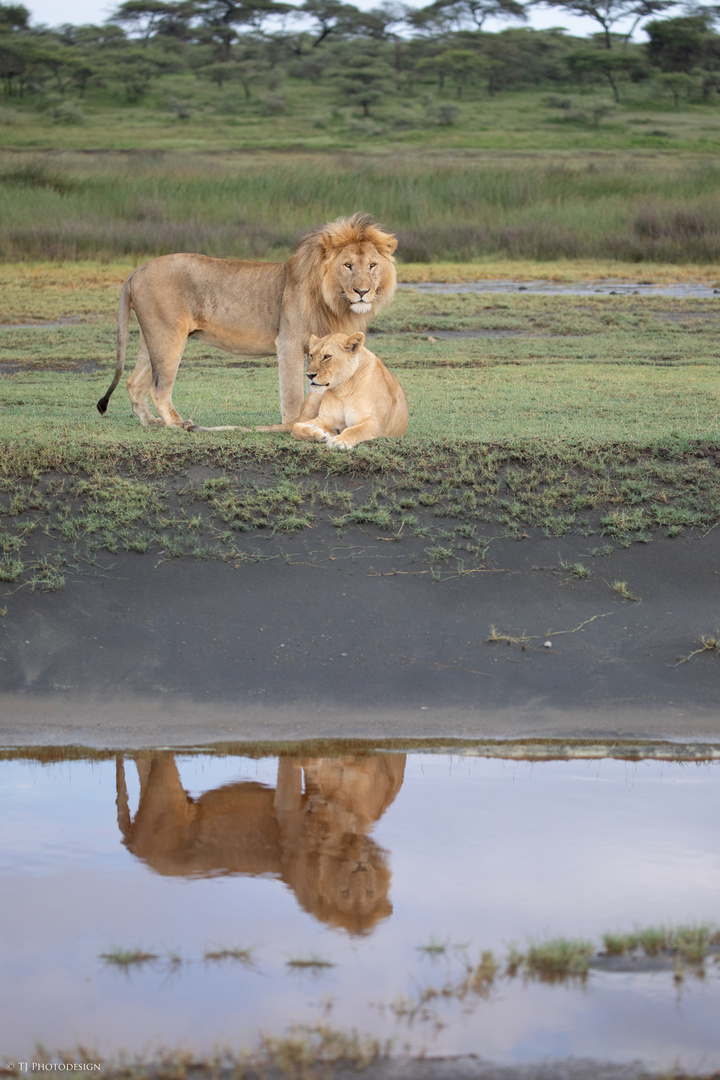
2, 751, 719, 1070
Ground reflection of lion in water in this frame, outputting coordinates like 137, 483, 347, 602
116, 753, 405, 934
97, 213, 398, 432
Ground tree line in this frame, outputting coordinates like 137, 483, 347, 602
1, 0, 719, 110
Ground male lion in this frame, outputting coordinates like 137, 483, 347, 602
96, 212, 397, 431
255, 331, 409, 448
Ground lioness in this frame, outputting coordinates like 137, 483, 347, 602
255, 331, 408, 448
96, 212, 397, 430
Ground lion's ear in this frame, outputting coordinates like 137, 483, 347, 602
376, 233, 398, 255
346, 333, 365, 352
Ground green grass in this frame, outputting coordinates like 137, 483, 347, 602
2, 147, 720, 262
2, 265, 720, 594
2, 77, 720, 156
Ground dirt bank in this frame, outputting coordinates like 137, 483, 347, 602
1, 523, 718, 750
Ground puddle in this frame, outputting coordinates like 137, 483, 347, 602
399, 279, 720, 298
2, 749, 720, 1072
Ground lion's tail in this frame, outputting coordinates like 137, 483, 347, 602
253, 423, 296, 433
97, 274, 133, 416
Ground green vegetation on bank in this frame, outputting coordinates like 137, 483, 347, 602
1, 277, 719, 595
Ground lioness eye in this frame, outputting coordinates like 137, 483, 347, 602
323, 354, 331, 360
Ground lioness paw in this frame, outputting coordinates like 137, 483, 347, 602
322, 432, 352, 450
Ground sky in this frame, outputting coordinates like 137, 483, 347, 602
22, 0, 648, 42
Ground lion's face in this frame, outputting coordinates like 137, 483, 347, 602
322, 240, 396, 316
306, 332, 364, 389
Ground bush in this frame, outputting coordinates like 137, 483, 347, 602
51, 100, 85, 125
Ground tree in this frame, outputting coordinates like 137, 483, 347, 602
296, 0, 361, 47
194, 0, 293, 59
0, 2, 30, 96
566, 42, 647, 97
328, 42, 394, 113
408, 0, 526, 35
0, 2, 29, 29
645, 12, 714, 70
533, 0, 677, 48
434, 46, 488, 94
108, 0, 196, 41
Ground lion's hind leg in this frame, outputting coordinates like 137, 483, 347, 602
126, 338, 163, 427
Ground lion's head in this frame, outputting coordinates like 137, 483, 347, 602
295, 212, 397, 325
305, 332, 365, 389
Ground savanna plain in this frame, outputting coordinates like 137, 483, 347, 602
2, 80, 720, 1080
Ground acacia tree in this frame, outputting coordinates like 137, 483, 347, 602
108, 0, 196, 41
408, 0, 527, 35
533, 0, 677, 47
328, 42, 394, 114
0, 3, 31, 97
194, 0, 293, 59
566, 42, 647, 97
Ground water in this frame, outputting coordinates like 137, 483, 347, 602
399, 279, 720, 298
2, 750, 719, 1071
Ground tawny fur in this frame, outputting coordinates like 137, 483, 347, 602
254, 331, 409, 449
96, 212, 397, 431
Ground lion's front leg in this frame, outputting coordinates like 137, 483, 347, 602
275, 327, 307, 424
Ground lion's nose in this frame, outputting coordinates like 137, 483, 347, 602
354, 289, 369, 299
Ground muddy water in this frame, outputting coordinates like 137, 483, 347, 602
399, 279, 720, 298
2, 751, 720, 1071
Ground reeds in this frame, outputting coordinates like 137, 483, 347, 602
2, 152, 720, 263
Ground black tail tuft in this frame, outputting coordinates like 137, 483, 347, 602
97, 396, 109, 415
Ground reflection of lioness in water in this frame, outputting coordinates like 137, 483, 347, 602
116, 753, 405, 934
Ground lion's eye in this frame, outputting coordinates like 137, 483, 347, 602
344, 262, 353, 269
369, 262, 377, 269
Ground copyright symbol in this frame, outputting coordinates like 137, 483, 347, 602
5, 1065, 16, 1072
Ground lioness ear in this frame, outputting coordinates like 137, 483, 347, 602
307, 334, 319, 349
346, 333, 365, 353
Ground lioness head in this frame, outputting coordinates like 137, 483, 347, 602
306, 332, 365, 389
298, 212, 397, 318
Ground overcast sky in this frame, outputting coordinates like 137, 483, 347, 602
22, 0, 647, 41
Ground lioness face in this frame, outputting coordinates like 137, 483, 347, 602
328, 242, 389, 314
306, 332, 364, 389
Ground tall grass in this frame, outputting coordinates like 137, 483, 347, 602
2, 151, 720, 262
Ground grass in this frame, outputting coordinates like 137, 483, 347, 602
510, 937, 595, 981
286, 955, 336, 971
100, 947, 159, 970
3, 148, 720, 263
602, 924, 720, 964
203, 946, 254, 965
2, 264, 720, 594
674, 632, 720, 665
610, 579, 642, 601
2, 76, 720, 158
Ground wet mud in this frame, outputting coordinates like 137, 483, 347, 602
1, 522, 719, 749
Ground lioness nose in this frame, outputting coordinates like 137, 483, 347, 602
306, 372, 317, 381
